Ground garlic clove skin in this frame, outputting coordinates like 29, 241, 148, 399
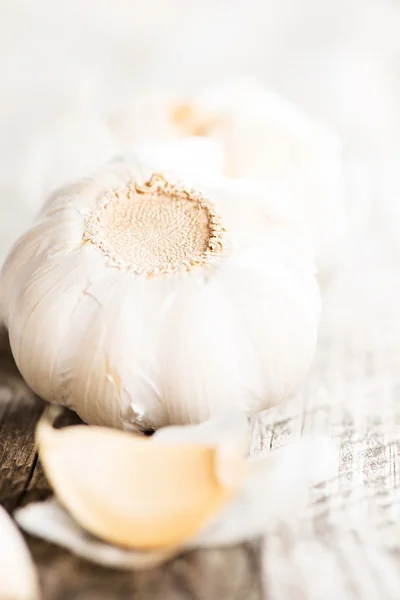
188, 435, 339, 548
35, 408, 244, 550
15, 499, 177, 570
0, 152, 320, 430
0, 505, 39, 600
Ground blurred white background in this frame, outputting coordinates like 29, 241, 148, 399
0, 0, 400, 261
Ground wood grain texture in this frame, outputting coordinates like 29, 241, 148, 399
28, 537, 263, 600
0, 330, 45, 513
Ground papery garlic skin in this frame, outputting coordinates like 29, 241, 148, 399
0, 153, 320, 430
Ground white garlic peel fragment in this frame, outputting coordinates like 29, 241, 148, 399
189, 435, 339, 548
110, 79, 349, 275
35, 407, 245, 550
0, 151, 320, 430
15, 500, 177, 571
16, 415, 338, 571
0, 505, 39, 600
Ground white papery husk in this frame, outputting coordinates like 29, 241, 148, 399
15, 412, 338, 570
0, 150, 320, 431
0, 504, 39, 599
110, 79, 349, 276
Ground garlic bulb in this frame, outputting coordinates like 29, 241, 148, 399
0, 152, 320, 430
110, 79, 349, 275
172, 79, 349, 276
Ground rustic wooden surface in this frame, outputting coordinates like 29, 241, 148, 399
2, 247, 400, 599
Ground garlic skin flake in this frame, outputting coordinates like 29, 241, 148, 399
0, 505, 39, 600
0, 153, 320, 430
16, 500, 177, 571
34, 407, 245, 550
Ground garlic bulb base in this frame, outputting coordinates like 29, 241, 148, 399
83, 173, 224, 277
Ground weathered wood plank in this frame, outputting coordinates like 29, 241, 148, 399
29, 537, 263, 600
20, 409, 83, 508
0, 330, 46, 512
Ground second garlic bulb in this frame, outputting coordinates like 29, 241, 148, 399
110, 79, 349, 277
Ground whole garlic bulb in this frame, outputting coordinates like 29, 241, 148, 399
0, 153, 320, 431
172, 79, 349, 277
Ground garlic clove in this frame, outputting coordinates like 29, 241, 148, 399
36, 408, 244, 550
0, 505, 39, 600
159, 275, 266, 424
218, 253, 320, 402
15, 435, 338, 570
